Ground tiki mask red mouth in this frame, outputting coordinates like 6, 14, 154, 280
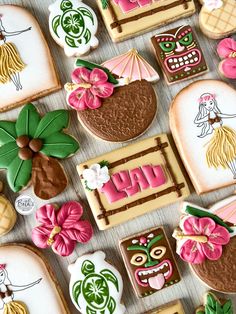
164, 49, 201, 73
134, 259, 173, 290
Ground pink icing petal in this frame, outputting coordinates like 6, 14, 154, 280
90, 68, 109, 84
198, 217, 216, 236
217, 38, 236, 58
84, 90, 102, 109
208, 225, 230, 245
53, 232, 76, 257
72, 67, 90, 84
57, 201, 83, 228
35, 204, 57, 227
201, 242, 222, 261
91, 82, 114, 98
68, 88, 87, 111
179, 239, 206, 264
182, 216, 201, 235
32, 226, 52, 249
219, 59, 236, 79
63, 221, 93, 243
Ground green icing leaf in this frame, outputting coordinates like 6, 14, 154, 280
86, 307, 96, 314
101, 0, 109, 9
83, 28, 91, 44
82, 260, 95, 276
65, 35, 77, 48
0, 121, 16, 145
196, 311, 205, 314
72, 281, 82, 305
40, 132, 79, 158
223, 300, 233, 314
99, 160, 109, 168
147, 234, 163, 249
7, 156, 32, 192
52, 15, 60, 38
34, 110, 69, 139
207, 293, 217, 309
100, 269, 119, 292
107, 296, 116, 314
0, 142, 19, 168
15, 103, 40, 138
79, 7, 94, 23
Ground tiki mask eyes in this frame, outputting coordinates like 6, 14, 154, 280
150, 246, 166, 259
130, 253, 147, 266
159, 41, 176, 53
179, 32, 193, 46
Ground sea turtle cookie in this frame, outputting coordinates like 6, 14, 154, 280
199, 0, 236, 39
0, 243, 70, 314
0, 181, 17, 237
49, 0, 99, 57
0, 5, 60, 112
144, 300, 185, 314
120, 227, 181, 298
77, 134, 190, 230
169, 80, 236, 194
217, 38, 236, 79
65, 49, 158, 142
68, 251, 126, 314
195, 292, 233, 314
0, 103, 80, 200
96, 0, 195, 42
173, 196, 236, 293
151, 25, 208, 85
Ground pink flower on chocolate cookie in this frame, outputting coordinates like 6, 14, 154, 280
32, 201, 93, 256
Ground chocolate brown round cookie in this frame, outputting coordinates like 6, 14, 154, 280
191, 236, 236, 293
77, 80, 157, 142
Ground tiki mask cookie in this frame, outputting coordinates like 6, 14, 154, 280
145, 300, 185, 314
0, 243, 70, 314
77, 134, 190, 230
120, 227, 181, 298
32, 201, 93, 257
97, 0, 195, 42
217, 38, 236, 79
0, 103, 80, 199
68, 251, 126, 314
195, 292, 233, 314
65, 49, 158, 142
173, 196, 236, 293
0, 5, 60, 112
170, 80, 236, 194
49, 0, 99, 57
199, 0, 236, 39
151, 25, 208, 84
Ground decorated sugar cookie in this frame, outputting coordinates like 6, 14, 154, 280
32, 201, 93, 256
170, 80, 236, 194
65, 49, 158, 142
0, 5, 60, 112
0, 244, 69, 314
97, 0, 195, 42
77, 134, 190, 230
151, 25, 208, 84
173, 196, 236, 293
195, 292, 233, 314
0, 103, 80, 199
49, 0, 98, 57
68, 251, 126, 314
145, 300, 185, 314
217, 38, 236, 79
120, 227, 181, 298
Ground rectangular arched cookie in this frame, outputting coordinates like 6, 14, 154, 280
145, 299, 185, 313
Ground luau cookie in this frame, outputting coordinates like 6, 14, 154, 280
145, 300, 185, 314
195, 292, 233, 314
173, 196, 236, 293
96, 0, 195, 42
169, 80, 236, 194
0, 243, 70, 314
0, 103, 80, 200
0, 5, 60, 112
32, 201, 93, 257
49, 0, 99, 57
65, 50, 158, 142
120, 227, 181, 298
68, 251, 126, 314
199, 0, 236, 39
151, 25, 208, 85
77, 134, 190, 230
217, 38, 236, 79
0, 181, 17, 237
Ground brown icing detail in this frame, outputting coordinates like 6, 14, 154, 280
0, 32, 5, 41
16, 135, 30, 148
32, 154, 68, 200
107, 3, 122, 33
77, 80, 157, 142
110, 0, 191, 30
18, 147, 33, 160
208, 113, 221, 125
29, 138, 43, 152
191, 235, 236, 293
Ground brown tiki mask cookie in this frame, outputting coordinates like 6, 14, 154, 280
120, 227, 181, 298
145, 300, 185, 314
151, 25, 208, 84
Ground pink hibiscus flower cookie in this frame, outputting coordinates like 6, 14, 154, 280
173, 198, 236, 293
217, 38, 236, 79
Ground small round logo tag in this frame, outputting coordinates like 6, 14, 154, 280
15, 195, 35, 215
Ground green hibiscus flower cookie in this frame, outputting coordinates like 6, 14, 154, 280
0, 103, 79, 199
196, 292, 233, 314
68, 251, 126, 314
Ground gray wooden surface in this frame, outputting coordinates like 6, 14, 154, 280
0, 0, 236, 313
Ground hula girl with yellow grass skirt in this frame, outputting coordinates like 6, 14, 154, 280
194, 93, 236, 179
0, 15, 31, 91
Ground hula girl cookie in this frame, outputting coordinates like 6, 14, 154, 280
120, 227, 181, 298
195, 292, 233, 314
0, 243, 70, 314
68, 251, 126, 314
49, 0, 99, 57
151, 25, 208, 85
65, 50, 158, 142
217, 38, 236, 79
96, 0, 195, 42
77, 134, 190, 230
173, 196, 236, 293
0, 5, 60, 112
170, 80, 236, 194
145, 300, 185, 314
0, 103, 80, 200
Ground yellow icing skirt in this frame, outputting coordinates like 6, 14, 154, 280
0, 42, 25, 84
3, 301, 28, 314
206, 126, 236, 169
